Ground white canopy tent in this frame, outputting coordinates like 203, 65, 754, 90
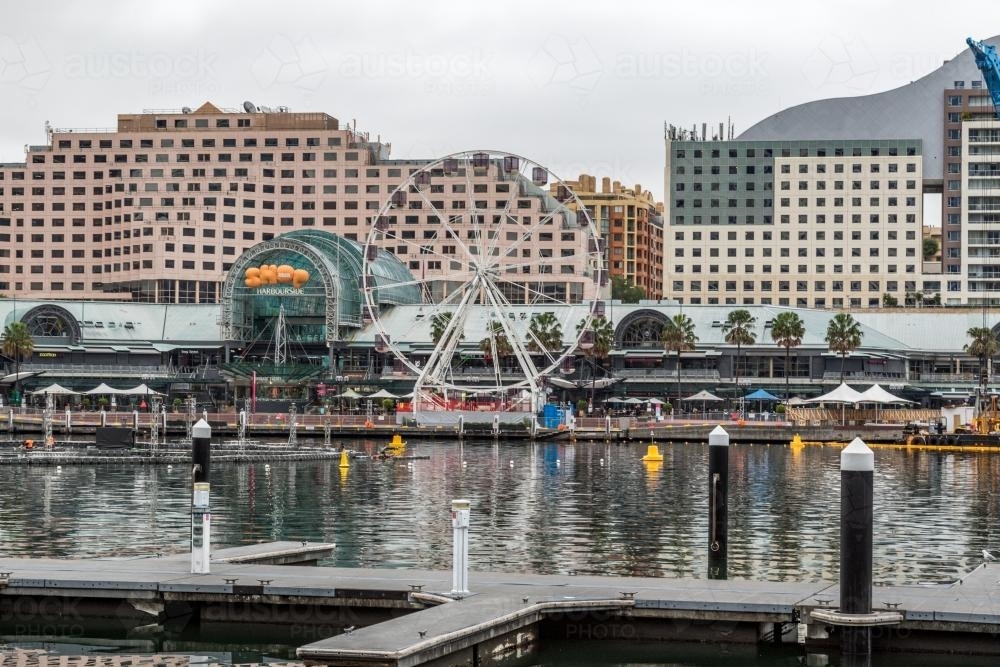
367, 388, 399, 399
859, 383, 914, 424
338, 388, 363, 400
804, 383, 865, 404
858, 384, 913, 404
30, 383, 79, 396
84, 383, 127, 395
120, 383, 166, 396
804, 383, 865, 426
682, 389, 724, 414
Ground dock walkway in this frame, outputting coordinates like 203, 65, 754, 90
2, 546, 999, 665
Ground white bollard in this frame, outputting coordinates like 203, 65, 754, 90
451, 498, 471, 595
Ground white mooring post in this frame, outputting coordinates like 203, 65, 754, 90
190, 419, 212, 574
451, 498, 471, 595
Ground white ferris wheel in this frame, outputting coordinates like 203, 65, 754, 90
361, 150, 608, 418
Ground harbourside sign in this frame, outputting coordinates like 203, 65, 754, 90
255, 287, 305, 296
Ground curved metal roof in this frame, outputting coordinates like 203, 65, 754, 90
219, 230, 421, 341
738, 35, 1000, 180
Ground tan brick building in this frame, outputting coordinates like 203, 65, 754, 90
557, 174, 664, 299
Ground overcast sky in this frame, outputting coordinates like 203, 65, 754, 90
0, 0, 993, 201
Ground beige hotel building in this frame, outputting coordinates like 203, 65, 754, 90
0, 102, 604, 305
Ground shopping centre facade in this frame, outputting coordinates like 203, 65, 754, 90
1, 226, 995, 410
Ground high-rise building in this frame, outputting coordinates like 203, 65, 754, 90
664, 135, 923, 308
556, 174, 664, 299
692, 38, 1000, 308
942, 83, 1000, 305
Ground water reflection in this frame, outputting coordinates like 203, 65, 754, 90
2, 441, 999, 583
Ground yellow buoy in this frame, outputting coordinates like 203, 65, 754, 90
790, 434, 804, 448
339, 449, 350, 469
388, 434, 406, 449
641, 444, 664, 462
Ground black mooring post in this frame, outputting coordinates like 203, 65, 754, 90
708, 425, 729, 580
840, 437, 874, 657
191, 418, 213, 574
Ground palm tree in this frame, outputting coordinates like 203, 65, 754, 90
964, 326, 999, 403
722, 309, 757, 408
770, 312, 805, 402
825, 313, 863, 384
661, 313, 698, 405
576, 315, 615, 408
2, 321, 34, 404
430, 312, 456, 346
480, 320, 513, 363
526, 312, 564, 357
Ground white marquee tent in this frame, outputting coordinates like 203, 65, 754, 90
30, 383, 79, 396
858, 384, 913, 404
804, 383, 865, 404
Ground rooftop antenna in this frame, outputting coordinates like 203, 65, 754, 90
243, 100, 257, 113
181, 106, 192, 114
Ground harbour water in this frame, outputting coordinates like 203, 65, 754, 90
2, 438, 999, 664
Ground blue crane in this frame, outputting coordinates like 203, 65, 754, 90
967, 37, 1000, 119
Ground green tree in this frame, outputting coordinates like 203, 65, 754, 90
825, 313, 863, 384
770, 312, 805, 402
576, 315, 615, 407
611, 276, 645, 304
430, 312, 459, 346
661, 313, 698, 405
923, 236, 939, 261
723, 309, 757, 401
882, 293, 898, 307
526, 312, 564, 356
480, 319, 513, 362
2, 321, 34, 403
965, 326, 999, 395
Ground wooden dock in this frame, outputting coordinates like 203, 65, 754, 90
2, 543, 1000, 664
